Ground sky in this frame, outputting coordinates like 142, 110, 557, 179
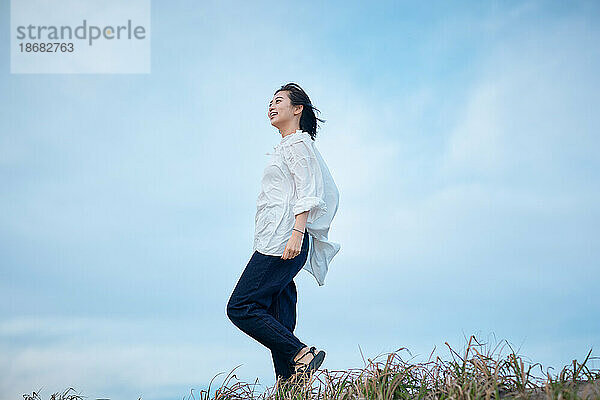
1, 1, 599, 399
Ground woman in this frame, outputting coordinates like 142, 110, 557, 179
226, 82, 341, 383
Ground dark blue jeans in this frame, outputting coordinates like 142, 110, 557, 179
227, 233, 310, 381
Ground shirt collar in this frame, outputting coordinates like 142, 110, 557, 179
274, 129, 307, 149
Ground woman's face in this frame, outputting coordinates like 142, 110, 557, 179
268, 90, 301, 129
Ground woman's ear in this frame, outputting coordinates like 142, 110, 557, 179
293, 104, 304, 116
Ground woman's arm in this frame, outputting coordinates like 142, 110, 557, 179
281, 210, 308, 260
283, 141, 327, 224
280, 139, 326, 260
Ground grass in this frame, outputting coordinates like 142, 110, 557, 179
21, 335, 600, 400
186, 335, 599, 400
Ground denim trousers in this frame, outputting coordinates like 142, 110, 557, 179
227, 233, 310, 380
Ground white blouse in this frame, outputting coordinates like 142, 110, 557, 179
253, 129, 341, 286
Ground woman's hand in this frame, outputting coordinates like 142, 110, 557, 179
281, 229, 304, 259
282, 211, 308, 260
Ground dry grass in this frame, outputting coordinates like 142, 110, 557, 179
21, 335, 600, 400
186, 335, 599, 400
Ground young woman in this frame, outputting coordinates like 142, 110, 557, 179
226, 83, 341, 383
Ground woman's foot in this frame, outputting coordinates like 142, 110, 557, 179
291, 345, 326, 377
293, 346, 311, 364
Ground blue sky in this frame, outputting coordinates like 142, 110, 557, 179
1, 1, 599, 399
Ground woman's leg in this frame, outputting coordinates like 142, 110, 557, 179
267, 280, 298, 380
227, 234, 309, 370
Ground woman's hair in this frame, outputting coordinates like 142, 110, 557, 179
275, 82, 325, 141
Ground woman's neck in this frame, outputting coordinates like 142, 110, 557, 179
279, 127, 300, 138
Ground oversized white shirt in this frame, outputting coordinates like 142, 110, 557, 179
253, 129, 341, 286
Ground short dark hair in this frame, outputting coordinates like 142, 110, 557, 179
274, 83, 325, 141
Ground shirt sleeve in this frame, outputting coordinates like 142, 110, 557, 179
282, 139, 328, 224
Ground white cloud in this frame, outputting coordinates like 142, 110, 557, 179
441, 16, 600, 182
0, 316, 269, 400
